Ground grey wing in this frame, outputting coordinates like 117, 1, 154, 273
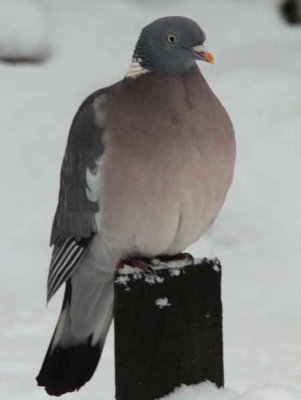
47, 89, 108, 302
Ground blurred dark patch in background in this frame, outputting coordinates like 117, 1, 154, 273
281, 0, 301, 24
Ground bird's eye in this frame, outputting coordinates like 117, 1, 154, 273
167, 34, 177, 45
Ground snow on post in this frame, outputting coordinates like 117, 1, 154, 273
114, 258, 224, 400
0, 0, 51, 63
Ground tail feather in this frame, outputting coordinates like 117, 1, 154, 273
36, 279, 113, 396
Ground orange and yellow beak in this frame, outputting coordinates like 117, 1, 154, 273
192, 45, 215, 64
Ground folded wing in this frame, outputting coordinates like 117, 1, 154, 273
47, 89, 108, 301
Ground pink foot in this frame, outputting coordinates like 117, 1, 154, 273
117, 257, 155, 273
157, 252, 194, 264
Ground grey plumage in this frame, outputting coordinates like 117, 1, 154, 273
47, 89, 108, 301
51, 89, 107, 246
37, 16, 235, 396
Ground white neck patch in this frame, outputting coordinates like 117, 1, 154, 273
126, 57, 150, 79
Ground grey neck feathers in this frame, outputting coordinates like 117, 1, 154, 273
126, 34, 153, 79
125, 56, 150, 79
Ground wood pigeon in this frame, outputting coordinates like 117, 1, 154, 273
36, 16, 236, 396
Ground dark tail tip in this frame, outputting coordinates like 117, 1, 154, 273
36, 338, 102, 396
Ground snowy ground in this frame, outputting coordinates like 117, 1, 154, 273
1, 0, 301, 399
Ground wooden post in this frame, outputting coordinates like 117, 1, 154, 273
114, 258, 224, 400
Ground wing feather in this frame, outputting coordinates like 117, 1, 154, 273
51, 88, 108, 245
47, 88, 108, 301
47, 238, 86, 301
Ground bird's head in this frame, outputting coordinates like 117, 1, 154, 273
129, 16, 214, 78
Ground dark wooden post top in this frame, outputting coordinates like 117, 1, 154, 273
114, 258, 224, 400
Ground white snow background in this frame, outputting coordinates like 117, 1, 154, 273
0, 0, 300, 399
